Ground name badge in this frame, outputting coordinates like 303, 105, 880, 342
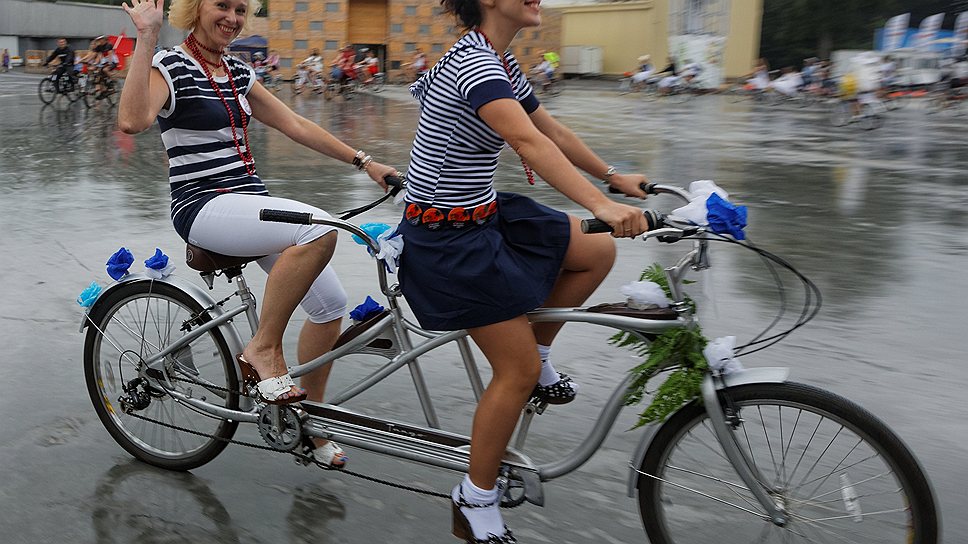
238, 94, 252, 116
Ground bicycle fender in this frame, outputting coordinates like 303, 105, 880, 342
79, 273, 247, 360
624, 367, 789, 498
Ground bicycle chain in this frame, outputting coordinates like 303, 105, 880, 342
127, 377, 458, 502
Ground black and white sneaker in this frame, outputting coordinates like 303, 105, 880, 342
530, 372, 579, 405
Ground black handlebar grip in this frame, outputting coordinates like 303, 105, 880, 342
383, 174, 404, 196
607, 182, 653, 195
580, 218, 613, 234
259, 209, 314, 224
580, 210, 664, 234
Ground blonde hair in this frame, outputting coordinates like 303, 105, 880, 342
168, 0, 262, 32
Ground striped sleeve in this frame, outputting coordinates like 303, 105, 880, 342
457, 47, 517, 112
152, 49, 180, 118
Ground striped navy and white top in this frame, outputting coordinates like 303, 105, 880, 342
152, 47, 268, 241
406, 31, 540, 209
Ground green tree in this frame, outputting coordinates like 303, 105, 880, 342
760, 0, 900, 69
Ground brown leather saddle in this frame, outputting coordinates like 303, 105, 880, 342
185, 244, 265, 273
585, 302, 679, 320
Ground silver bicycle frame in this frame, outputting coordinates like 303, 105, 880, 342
89, 186, 792, 517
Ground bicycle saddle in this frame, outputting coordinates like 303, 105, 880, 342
585, 302, 679, 320
185, 244, 264, 273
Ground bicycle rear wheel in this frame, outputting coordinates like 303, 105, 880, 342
83, 281, 239, 471
636, 382, 937, 544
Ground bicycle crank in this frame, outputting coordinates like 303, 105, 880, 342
256, 405, 306, 452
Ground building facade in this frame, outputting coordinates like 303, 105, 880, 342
252, 0, 561, 81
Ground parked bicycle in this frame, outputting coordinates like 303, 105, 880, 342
81, 178, 938, 543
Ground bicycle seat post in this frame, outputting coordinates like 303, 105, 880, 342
231, 270, 260, 336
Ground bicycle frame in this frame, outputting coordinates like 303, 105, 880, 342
81, 185, 792, 518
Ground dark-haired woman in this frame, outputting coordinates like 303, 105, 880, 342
117, 0, 397, 467
396, 0, 654, 541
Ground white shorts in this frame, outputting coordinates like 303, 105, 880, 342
631, 70, 653, 83
188, 193, 347, 323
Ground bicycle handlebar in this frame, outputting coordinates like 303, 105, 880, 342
259, 209, 314, 225
581, 182, 695, 237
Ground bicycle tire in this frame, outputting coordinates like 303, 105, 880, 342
370, 73, 386, 93
38, 77, 56, 104
830, 102, 851, 127
636, 382, 938, 544
83, 280, 239, 471
81, 75, 97, 108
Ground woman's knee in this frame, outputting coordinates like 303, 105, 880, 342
564, 221, 616, 272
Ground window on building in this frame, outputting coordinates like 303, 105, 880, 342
532, 31, 540, 40
391, 23, 403, 33
310, 21, 323, 31
391, 60, 401, 70
295, 2, 308, 12
404, 42, 416, 52
280, 58, 292, 68
524, 47, 531, 56
294, 39, 308, 50
431, 43, 443, 53
326, 2, 340, 12
279, 20, 293, 30
325, 40, 338, 50
419, 25, 429, 35
405, 5, 417, 16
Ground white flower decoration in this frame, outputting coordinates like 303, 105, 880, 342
703, 335, 744, 375
620, 281, 671, 309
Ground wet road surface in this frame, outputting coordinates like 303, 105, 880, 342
1, 70, 966, 543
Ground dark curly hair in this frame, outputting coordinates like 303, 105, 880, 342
440, 0, 482, 30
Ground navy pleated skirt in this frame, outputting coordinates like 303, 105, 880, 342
396, 192, 571, 331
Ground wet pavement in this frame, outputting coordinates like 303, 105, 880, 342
1, 69, 966, 543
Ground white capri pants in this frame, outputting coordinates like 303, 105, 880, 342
187, 193, 348, 324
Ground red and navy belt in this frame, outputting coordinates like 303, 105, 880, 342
405, 201, 497, 230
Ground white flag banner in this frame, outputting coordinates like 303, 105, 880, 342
914, 13, 945, 50
954, 12, 968, 58
883, 13, 910, 51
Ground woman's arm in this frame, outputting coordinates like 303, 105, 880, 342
528, 105, 647, 198
246, 83, 396, 187
117, 0, 170, 134
478, 99, 650, 236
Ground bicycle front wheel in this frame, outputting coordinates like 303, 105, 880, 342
636, 382, 937, 544
83, 281, 240, 471
38, 77, 56, 104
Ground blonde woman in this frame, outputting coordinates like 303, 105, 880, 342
118, 0, 397, 467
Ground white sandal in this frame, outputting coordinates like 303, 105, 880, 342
312, 441, 348, 468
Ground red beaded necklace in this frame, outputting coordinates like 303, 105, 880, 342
183, 34, 256, 176
475, 28, 536, 185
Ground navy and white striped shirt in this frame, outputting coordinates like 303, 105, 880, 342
153, 47, 268, 241
406, 31, 539, 208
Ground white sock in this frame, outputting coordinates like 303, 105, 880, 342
453, 474, 505, 540
537, 344, 560, 386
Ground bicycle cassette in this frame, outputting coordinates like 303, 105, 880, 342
256, 405, 305, 451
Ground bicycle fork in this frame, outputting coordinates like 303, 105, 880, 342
700, 375, 789, 526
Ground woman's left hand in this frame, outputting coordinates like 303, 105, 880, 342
364, 161, 398, 191
608, 172, 649, 199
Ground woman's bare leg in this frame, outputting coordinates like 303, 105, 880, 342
466, 315, 542, 487
242, 232, 337, 398
532, 216, 615, 345
296, 317, 347, 464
